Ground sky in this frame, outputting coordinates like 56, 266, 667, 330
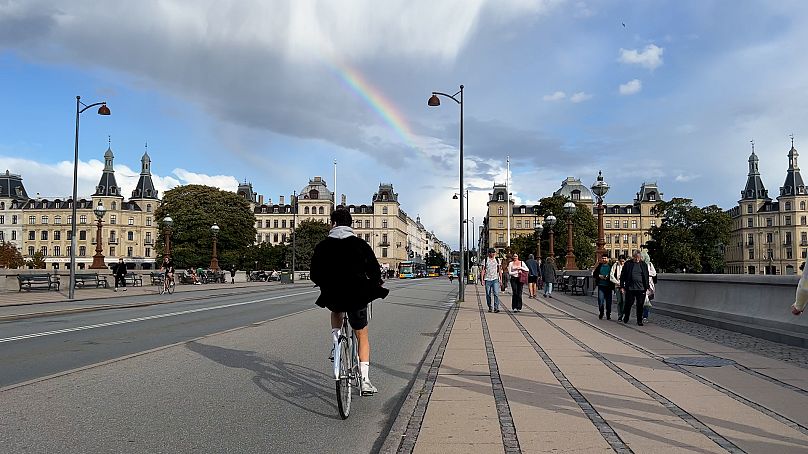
2, 0, 807, 249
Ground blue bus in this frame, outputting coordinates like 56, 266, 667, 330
448, 262, 461, 278
399, 260, 425, 279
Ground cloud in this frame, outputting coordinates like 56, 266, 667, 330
619, 79, 642, 95
618, 44, 664, 70
573, 1, 595, 18
675, 173, 700, 182
570, 92, 593, 103
543, 91, 566, 101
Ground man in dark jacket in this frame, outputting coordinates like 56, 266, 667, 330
114, 258, 128, 292
620, 250, 650, 326
311, 208, 388, 395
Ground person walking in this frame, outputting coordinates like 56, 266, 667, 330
641, 250, 657, 323
508, 253, 528, 312
501, 254, 511, 293
542, 256, 558, 298
620, 250, 650, 326
230, 265, 236, 284
482, 248, 502, 313
793, 262, 808, 316
525, 254, 540, 298
610, 255, 626, 320
113, 258, 127, 292
593, 255, 613, 319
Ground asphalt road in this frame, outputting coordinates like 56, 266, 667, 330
0, 279, 456, 453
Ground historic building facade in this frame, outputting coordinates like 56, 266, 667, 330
725, 142, 808, 275
0, 170, 27, 251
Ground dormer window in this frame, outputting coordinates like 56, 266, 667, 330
571, 190, 581, 200
497, 193, 504, 201
648, 192, 656, 201
520, 207, 526, 214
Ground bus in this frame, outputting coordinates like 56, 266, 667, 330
448, 262, 461, 278
427, 266, 440, 277
399, 260, 426, 279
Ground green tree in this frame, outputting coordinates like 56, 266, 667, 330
26, 251, 46, 269
0, 241, 25, 268
510, 231, 541, 261
154, 184, 257, 269
233, 242, 288, 271
648, 198, 731, 273
537, 195, 597, 269
425, 250, 447, 268
285, 219, 330, 270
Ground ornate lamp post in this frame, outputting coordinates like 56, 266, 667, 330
89, 203, 107, 269
591, 170, 610, 260
209, 223, 220, 271
162, 215, 173, 260
563, 202, 577, 270
535, 223, 544, 259
429, 85, 464, 301
545, 212, 557, 258
68, 96, 110, 299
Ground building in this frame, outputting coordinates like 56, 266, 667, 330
725, 142, 808, 275
0, 170, 27, 251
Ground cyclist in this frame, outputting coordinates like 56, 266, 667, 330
311, 208, 389, 395
160, 256, 175, 292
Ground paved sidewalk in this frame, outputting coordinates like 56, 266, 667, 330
391, 284, 808, 453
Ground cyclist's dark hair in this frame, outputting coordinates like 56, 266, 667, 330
331, 208, 352, 227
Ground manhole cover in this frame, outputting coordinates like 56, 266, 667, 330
664, 356, 736, 367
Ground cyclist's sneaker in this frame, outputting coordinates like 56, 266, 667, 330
361, 379, 378, 395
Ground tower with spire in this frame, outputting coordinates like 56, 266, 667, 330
741, 142, 770, 202
130, 148, 159, 201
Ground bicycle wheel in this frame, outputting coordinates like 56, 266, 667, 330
158, 280, 165, 295
168, 279, 175, 294
335, 336, 352, 419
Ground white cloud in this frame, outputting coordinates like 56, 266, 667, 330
619, 79, 642, 95
570, 91, 593, 103
675, 173, 700, 182
573, 1, 595, 18
542, 91, 566, 101
618, 44, 664, 70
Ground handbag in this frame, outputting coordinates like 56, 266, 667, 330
518, 269, 529, 284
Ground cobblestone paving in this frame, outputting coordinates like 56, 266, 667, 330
568, 294, 808, 370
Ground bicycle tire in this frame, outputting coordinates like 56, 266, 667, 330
336, 337, 352, 419
167, 279, 175, 294
158, 280, 165, 295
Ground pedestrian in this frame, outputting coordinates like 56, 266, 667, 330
610, 255, 626, 320
501, 254, 511, 293
507, 253, 528, 312
113, 257, 127, 292
525, 254, 540, 298
542, 256, 558, 298
593, 255, 612, 319
230, 265, 236, 284
619, 250, 650, 326
482, 248, 502, 313
793, 262, 807, 316
641, 250, 657, 323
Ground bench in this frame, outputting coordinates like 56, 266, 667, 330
150, 272, 165, 285
122, 272, 143, 287
570, 276, 588, 295
299, 272, 310, 280
17, 274, 60, 292
75, 273, 108, 288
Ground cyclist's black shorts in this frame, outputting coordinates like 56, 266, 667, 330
332, 305, 369, 330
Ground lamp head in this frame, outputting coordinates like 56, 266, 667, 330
452, 193, 458, 200
563, 201, 576, 214
545, 212, 557, 227
97, 104, 111, 115
93, 203, 106, 220
428, 94, 441, 106
535, 224, 544, 235
591, 170, 610, 198
163, 215, 173, 228
210, 223, 220, 236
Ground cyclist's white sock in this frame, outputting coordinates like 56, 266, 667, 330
360, 361, 370, 380
331, 328, 340, 344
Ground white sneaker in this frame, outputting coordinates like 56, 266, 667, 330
361, 379, 378, 395
123, 288, 127, 291
113, 288, 117, 292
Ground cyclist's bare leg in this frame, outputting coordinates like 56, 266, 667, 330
331, 311, 343, 329
355, 326, 369, 362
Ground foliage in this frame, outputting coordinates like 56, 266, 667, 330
648, 198, 731, 273
509, 231, 541, 261
26, 251, 46, 269
154, 184, 257, 269
0, 241, 25, 268
425, 250, 447, 268
536, 195, 598, 269
285, 219, 330, 270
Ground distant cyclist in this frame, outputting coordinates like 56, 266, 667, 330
311, 208, 389, 395
160, 256, 175, 290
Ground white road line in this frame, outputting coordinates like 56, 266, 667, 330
0, 290, 318, 344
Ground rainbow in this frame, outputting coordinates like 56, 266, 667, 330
328, 60, 419, 149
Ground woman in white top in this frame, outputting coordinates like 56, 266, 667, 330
508, 253, 529, 312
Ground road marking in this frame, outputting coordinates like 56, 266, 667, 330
0, 290, 318, 344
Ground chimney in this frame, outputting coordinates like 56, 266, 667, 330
279, 195, 285, 205
341, 194, 346, 206
258, 195, 264, 205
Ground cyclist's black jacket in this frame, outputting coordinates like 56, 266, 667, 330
311, 228, 388, 312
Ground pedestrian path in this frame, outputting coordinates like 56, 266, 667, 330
392, 284, 808, 453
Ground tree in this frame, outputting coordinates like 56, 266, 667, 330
233, 242, 288, 271
0, 241, 25, 269
537, 195, 597, 269
285, 219, 330, 270
26, 251, 46, 269
510, 231, 541, 261
425, 250, 447, 268
648, 198, 731, 273
154, 185, 257, 269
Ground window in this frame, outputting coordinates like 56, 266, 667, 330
67, 231, 72, 240
787, 248, 793, 259
632, 234, 638, 244
80, 215, 87, 224
110, 215, 117, 225
766, 218, 773, 227
28, 246, 34, 256
382, 233, 388, 244
534, 218, 541, 228
803, 249, 807, 259
146, 204, 152, 212
623, 234, 629, 243
767, 249, 774, 260
382, 248, 388, 258
146, 248, 151, 257
365, 220, 370, 228
12, 215, 17, 224
79, 231, 87, 240
40, 246, 47, 256
11, 231, 15, 240
786, 232, 792, 245
29, 215, 36, 224
749, 249, 754, 259
382, 207, 388, 214
364, 234, 370, 242
256, 234, 262, 242
282, 220, 287, 228
79, 246, 86, 256
516, 220, 522, 228
382, 220, 388, 228
304, 207, 310, 214
0, 215, 4, 225
650, 220, 656, 227
497, 207, 504, 215
747, 218, 754, 228
355, 220, 362, 229
55, 216, 61, 225
747, 204, 753, 214
128, 217, 134, 225
349, 207, 354, 213
497, 193, 504, 201
498, 234, 504, 243
786, 216, 792, 226
520, 207, 526, 214
53, 246, 60, 256
626, 207, 632, 214
623, 221, 628, 229
319, 207, 324, 214
748, 233, 754, 245
273, 207, 279, 213
112, 202, 117, 210
273, 233, 279, 242
28, 231, 35, 240
128, 231, 134, 241
498, 220, 504, 228
606, 220, 611, 229
110, 246, 116, 256
571, 190, 580, 201
631, 220, 637, 229
802, 201, 807, 211
66, 246, 70, 256
146, 232, 152, 243
606, 234, 611, 244
802, 216, 807, 226
54, 231, 61, 240
66, 215, 71, 224
767, 232, 773, 243
273, 220, 278, 228
803, 232, 807, 245
281, 233, 287, 242
127, 247, 133, 257
786, 201, 792, 211
42, 216, 48, 224
615, 235, 620, 244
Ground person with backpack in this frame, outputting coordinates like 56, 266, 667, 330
482, 248, 503, 313
525, 254, 540, 298
542, 257, 558, 298
507, 253, 529, 312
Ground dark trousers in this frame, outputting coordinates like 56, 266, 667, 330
115, 275, 126, 288
597, 286, 612, 316
623, 290, 645, 324
510, 277, 524, 310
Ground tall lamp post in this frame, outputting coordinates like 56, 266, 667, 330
68, 96, 110, 299
89, 203, 107, 269
429, 85, 464, 301
591, 170, 610, 260
563, 202, 578, 270
545, 212, 557, 259
162, 215, 173, 260
292, 190, 297, 282
469, 216, 476, 275
209, 223, 220, 271
535, 223, 544, 259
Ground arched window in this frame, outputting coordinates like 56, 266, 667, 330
802, 201, 806, 211
304, 207, 310, 214
319, 206, 324, 214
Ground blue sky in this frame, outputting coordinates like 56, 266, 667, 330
2, 0, 807, 248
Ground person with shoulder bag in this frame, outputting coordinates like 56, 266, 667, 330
507, 253, 529, 312
482, 248, 503, 313
592, 255, 613, 319
610, 255, 625, 320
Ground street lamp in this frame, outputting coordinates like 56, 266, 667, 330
535, 223, 544, 259
68, 96, 110, 299
209, 223, 220, 271
162, 215, 173, 260
563, 201, 578, 270
89, 203, 107, 269
545, 212, 557, 259
292, 190, 297, 282
591, 170, 610, 260
429, 84, 464, 301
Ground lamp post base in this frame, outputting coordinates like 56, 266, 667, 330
89, 254, 106, 269
209, 258, 219, 272
565, 253, 578, 270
